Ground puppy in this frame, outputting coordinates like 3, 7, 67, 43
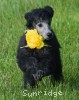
17, 6, 63, 88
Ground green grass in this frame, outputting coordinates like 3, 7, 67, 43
0, 0, 79, 100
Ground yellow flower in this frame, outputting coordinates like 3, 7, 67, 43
25, 29, 45, 49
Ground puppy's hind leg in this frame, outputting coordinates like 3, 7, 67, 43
50, 50, 64, 85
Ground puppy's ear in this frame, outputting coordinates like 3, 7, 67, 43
44, 6, 54, 17
24, 12, 32, 21
24, 12, 33, 28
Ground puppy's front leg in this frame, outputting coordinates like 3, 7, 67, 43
24, 72, 36, 89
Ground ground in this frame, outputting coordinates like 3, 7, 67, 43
0, 0, 79, 100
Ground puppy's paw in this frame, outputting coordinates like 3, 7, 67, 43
32, 70, 44, 81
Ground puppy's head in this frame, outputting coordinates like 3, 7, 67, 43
25, 6, 54, 39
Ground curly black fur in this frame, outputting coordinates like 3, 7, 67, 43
16, 6, 63, 88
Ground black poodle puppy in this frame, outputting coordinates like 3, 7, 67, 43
17, 6, 63, 88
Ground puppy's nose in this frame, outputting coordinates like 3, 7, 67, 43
47, 32, 52, 38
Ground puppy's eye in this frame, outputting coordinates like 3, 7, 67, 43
38, 23, 43, 27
